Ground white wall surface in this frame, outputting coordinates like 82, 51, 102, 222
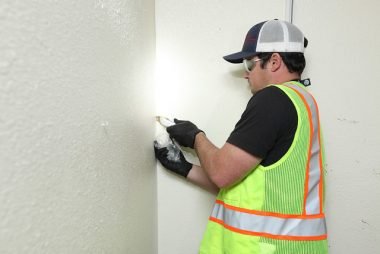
155, 1, 286, 253
0, 0, 156, 253
156, 0, 380, 254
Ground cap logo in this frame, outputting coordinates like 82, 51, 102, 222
245, 36, 257, 43
245, 37, 257, 41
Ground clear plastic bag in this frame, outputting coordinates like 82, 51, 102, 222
155, 133, 181, 162
155, 116, 199, 164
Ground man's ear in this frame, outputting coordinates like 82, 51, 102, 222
269, 53, 282, 72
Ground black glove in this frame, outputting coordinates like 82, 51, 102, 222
166, 119, 203, 148
154, 141, 192, 177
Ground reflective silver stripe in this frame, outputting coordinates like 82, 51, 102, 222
285, 83, 322, 215
211, 203, 327, 238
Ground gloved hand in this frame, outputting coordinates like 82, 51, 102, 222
166, 119, 203, 148
154, 141, 192, 177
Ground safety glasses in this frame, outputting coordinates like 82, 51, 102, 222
243, 58, 262, 72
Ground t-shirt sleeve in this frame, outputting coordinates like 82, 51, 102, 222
227, 86, 295, 159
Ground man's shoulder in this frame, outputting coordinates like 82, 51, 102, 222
257, 85, 288, 97
248, 85, 292, 109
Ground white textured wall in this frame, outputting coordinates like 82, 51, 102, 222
294, 0, 380, 253
0, 0, 156, 253
155, 1, 285, 253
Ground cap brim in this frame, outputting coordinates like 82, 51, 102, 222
223, 51, 257, 64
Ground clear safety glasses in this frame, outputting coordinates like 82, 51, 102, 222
243, 58, 262, 72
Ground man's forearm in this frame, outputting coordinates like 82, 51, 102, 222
194, 132, 221, 185
187, 165, 219, 195
194, 132, 262, 188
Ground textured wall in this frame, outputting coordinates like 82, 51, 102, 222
0, 0, 156, 253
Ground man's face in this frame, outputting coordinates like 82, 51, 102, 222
244, 56, 268, 94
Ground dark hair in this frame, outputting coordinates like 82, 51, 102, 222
257, 52, 306, 75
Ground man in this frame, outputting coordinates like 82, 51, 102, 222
154, 19, 328, 254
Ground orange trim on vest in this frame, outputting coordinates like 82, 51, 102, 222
285, 86, 314, 216
310, 94, 324, 214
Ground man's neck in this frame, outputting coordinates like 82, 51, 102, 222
271, 73, 300, 84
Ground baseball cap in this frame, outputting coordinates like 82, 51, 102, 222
223, 19, 308, 63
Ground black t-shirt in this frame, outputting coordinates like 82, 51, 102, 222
227, 86, 298, 166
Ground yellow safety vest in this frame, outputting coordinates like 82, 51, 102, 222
199, 82, 328, 254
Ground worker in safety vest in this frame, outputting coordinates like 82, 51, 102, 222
154, 19, 328, 254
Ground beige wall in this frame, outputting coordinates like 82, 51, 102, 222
156, 0, 380, 253
0, 0, 156, 253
